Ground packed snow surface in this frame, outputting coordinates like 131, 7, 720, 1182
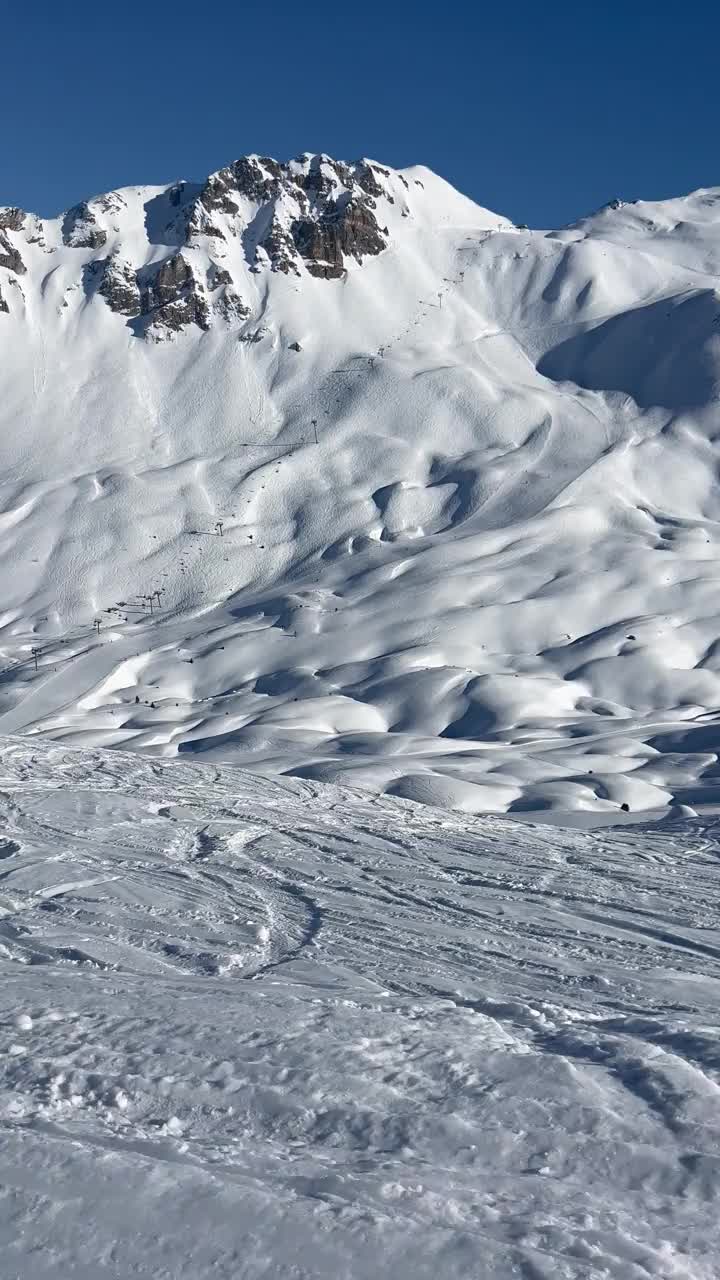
3, 158, 720, 817
0, 736, 719, 1278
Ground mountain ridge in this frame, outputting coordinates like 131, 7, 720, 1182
0, 153, 510, 338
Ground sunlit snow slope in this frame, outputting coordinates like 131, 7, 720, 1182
3, 157, 720, 817
1, 736, 719, 1278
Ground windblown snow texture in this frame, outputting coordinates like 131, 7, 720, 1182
2, 156, 720, 818
1, 736, 719, 1278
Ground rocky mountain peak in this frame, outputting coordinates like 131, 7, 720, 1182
0, 152, 407, 339
186, 151, 395, 281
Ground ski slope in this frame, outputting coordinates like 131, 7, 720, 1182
0, 735, 718, 1278
2, 158, 720, 818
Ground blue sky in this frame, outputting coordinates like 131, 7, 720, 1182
3, 0, 716, 226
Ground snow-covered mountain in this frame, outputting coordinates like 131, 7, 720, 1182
3, 153, 720, 819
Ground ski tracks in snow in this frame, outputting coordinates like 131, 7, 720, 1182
0, 740, 719, 1277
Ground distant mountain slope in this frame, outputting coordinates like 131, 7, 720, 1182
2, 154, 720, 819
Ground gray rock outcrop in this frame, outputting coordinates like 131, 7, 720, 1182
141, 254, 210, 334
62, 202, 107, 249
0, 207, 26, 232
97, 256, 142, 316
185, 154, 392, 279
0, 230, 25, 275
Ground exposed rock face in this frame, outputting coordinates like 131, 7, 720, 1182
287, 158, 389, 275
295, 159, 349, 203
62, 202, 107, 249
207, 263, 232, 289
205, 261, 249, 321
0, 230, 25, 275
292, 218, 344, 279
355, 162, 387, 199
97, 256, 142, 317
185, 154, 392, 279
259, 217, 300, 275
232, 156, 284, 203
293, 197, 386, 278
0, 207, 26, 232
199, 170, 240, 217
213, 285, 250, 323
240, 325, 269, 344
91, 249, 249, 336
186, 199, 228, 241
141, 254, 210, 335
0, 284, 8, 314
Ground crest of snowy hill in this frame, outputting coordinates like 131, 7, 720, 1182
2, 154, 720, 821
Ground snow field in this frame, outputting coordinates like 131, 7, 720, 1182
0, 737, 719, 1277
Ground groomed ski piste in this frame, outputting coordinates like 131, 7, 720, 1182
1, 735, 719, 1279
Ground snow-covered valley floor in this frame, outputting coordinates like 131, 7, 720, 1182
1, 736, 718, 1278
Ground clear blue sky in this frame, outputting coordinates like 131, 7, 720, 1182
3, 0, 717, 227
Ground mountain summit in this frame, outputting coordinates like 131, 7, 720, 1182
2, 154, 720, 819
1, 153, 504, 338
